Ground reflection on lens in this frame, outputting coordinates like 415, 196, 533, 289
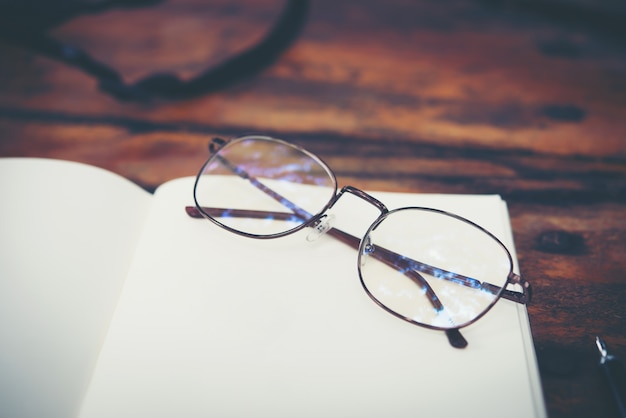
194, 136, 337, 237
358, 208, 513, 329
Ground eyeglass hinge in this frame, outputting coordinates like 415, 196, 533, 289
503, 273, 532, 304
209, 137, 227, 153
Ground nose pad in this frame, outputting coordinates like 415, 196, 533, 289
306, 214, 335, 242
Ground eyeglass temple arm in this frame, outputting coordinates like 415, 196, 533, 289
318, 223, 445, 311
185, 206, 443, 311
185, 206, 531, 305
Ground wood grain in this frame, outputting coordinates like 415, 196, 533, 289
1, 1, 625, 416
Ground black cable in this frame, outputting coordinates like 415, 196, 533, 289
0, 0, 309, 102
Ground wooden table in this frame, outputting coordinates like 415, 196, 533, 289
1, 1, 624, 416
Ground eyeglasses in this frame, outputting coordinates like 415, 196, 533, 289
185, 135, 532, 349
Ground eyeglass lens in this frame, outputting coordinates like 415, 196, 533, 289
194, 137, 336, 237
359, 208, 513, 330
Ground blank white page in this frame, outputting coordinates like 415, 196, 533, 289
79, 177, 546, 418
0, 158, 152, 418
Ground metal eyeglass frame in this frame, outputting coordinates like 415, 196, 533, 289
185, 135, 532, 349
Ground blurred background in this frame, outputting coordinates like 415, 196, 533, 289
0, 0, 624, 182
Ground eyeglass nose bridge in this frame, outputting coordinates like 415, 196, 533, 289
332, 186, 389, 216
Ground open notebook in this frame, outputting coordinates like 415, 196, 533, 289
0, 158, 546, 418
